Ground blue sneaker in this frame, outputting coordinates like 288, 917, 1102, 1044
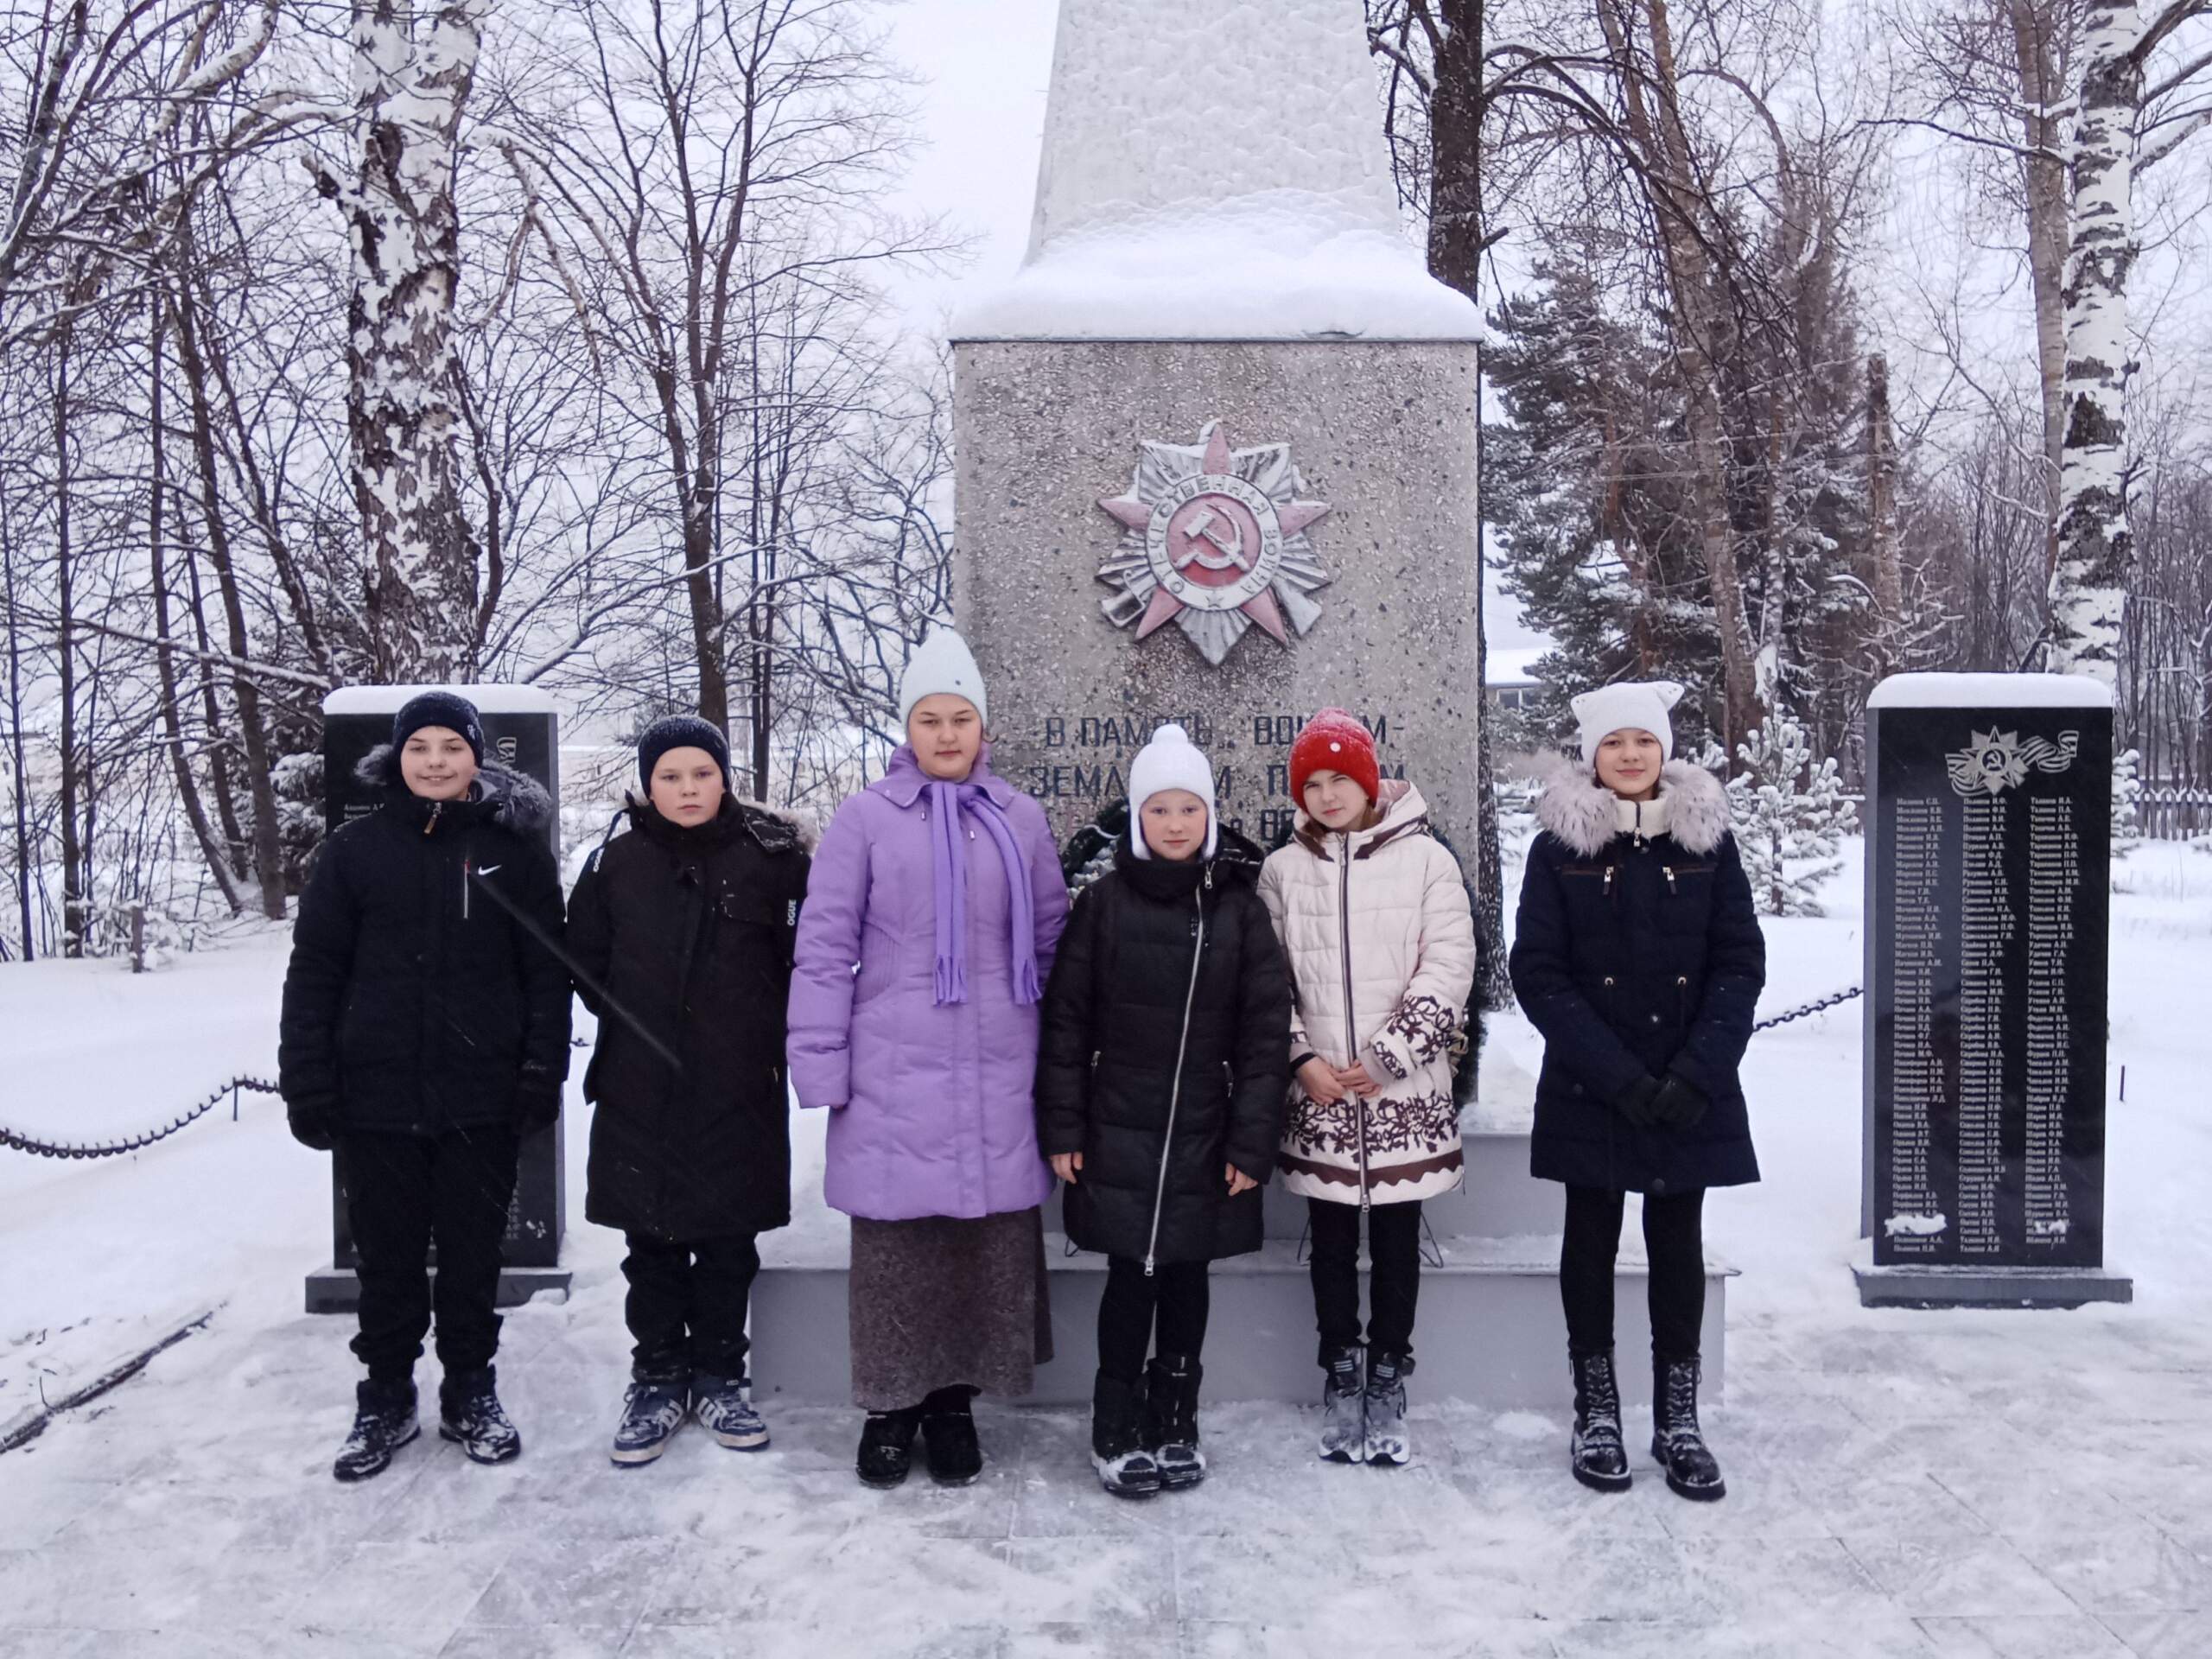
611, 1379, 689, 1466
693, 1372, 770, 1450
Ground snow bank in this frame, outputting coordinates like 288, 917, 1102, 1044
1867, 671, 2113, 710
951, 0, 1480, 342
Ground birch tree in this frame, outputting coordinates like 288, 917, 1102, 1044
310, 0, 489, 683
2046, 0, 2209, 682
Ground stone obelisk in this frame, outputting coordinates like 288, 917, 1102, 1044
950, 0, 1484, 861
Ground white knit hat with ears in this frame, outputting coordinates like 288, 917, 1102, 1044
898, 628, 989, 728
1126, 722, 1218, 861
1571, 680, 1686, 766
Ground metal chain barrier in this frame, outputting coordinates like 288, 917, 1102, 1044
1753, 984, 1863, 1031
0, 1035, 597, 1163
10, 995, 1852, 1160
1, 1076, 281, 1161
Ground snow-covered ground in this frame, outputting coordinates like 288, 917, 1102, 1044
1, 836, 2209, 1656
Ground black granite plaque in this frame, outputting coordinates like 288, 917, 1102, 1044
316, 690, 566, 1289
1867, 691, 2111, 1269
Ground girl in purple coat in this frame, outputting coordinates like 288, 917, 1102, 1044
787, 630, 1069, 1489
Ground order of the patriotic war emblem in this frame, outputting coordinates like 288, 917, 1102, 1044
1095, 421, 1332, 667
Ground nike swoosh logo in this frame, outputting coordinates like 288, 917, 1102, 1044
476, 864, 503, 876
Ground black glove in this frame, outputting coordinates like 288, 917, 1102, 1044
1613, 1073, 1662, 1129
514, 1070, 563, 1135
287, 1096, 337, 1152
1649, 1074, 1710, 1129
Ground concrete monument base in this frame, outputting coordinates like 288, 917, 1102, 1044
303, 1263, 572, 1315
751, 1117, 1732, 1410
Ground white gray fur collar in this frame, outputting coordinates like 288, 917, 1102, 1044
1533, 757, 1731, 858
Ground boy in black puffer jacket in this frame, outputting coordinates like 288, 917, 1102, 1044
280, 692, 572, 1483
1035, 724, 1292, 1497
566, 716, 810, 1467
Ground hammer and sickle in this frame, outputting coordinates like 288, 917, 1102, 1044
1173, 505, 1252, 573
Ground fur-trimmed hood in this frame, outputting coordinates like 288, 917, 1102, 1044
355, 743, 555, 838
1533, 756, 1731, 858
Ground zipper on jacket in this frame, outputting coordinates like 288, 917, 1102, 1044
423, 800, 442, 836
1664, 866, 1676, 895
1675, 975, 1689, 1031
462, 856, 471, 920
1603, 866, 1615, 898
1144, 867, 1211, 1276
1338, 830, 1369, 1212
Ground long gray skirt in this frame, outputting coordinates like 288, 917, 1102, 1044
849, 1205, 1053, 1410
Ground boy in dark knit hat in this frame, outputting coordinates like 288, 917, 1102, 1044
280, 692, 573, 1482
567, 715, 811, 1465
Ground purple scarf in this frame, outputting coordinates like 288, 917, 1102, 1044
926, 778, 1042, 1007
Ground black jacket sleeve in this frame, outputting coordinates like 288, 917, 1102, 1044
1508, 836, 1650, 1103
1034, 882, 1101, 1160
278, 838, 358, 1128
512, 836, 574, 1096
1225, 891, 1294, 1185
1665, 833, 1766, 1098
565, 844, 615, 1020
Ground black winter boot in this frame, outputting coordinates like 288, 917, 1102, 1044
1650, 1356, 1726, 1501
1363, 1351, 1414, 1466
1090, 1372, 1162, 1498
918, 1385, 983, 1487
857, 1408, 920, 1488
333, 1376, 418, 1483
1145, 1355, 1205, 1489
438, 1366, 521, 1465
1317, 1345, 1365, 1464
1568, 1350, 1632, 1493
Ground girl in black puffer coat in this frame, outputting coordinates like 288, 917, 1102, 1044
566, 717, 810, 1467
1036, 725, 1292, 1497
1510, 680, 1765, 1506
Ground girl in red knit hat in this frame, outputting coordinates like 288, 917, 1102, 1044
1256, 709, 1477, 1465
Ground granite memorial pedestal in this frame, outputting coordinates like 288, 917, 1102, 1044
1855, 672, 2131, 1308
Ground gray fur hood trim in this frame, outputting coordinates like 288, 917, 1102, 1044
1533, 756, 1731, 857
356, 744, 555, 837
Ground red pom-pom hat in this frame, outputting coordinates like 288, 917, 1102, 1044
1289, 708, 1380, 804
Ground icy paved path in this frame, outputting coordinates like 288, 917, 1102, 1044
1, 1283, 2208, 1657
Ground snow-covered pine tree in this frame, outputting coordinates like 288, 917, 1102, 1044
1720, 715, 1858, 917
2112, 747, 2143, 864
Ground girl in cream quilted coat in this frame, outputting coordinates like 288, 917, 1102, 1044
1256, 709, 1476, 1465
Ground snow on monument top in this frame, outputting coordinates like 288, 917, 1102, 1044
952, 0, 1480, 343
1867, 672, 2113, 711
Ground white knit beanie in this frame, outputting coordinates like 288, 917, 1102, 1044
1127, 722, 1218, 861
898, 628, 988, 728
1571, 680, 1685, 766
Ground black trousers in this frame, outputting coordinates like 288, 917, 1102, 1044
1560, 1185, 1707, 1361
1096, 1255, 1211, 1384
1307, 1198, 1423, 1362
341, 1127, 520, 1384
621, 1232, 761, 1382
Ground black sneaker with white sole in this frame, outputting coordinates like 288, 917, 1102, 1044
333, 1378, 418, 1484
438, 1365, 522, 1465
610, 1378, 688, 1466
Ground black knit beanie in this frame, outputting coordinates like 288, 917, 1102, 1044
391, 692, 485, 764
637, 715, 732, 790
